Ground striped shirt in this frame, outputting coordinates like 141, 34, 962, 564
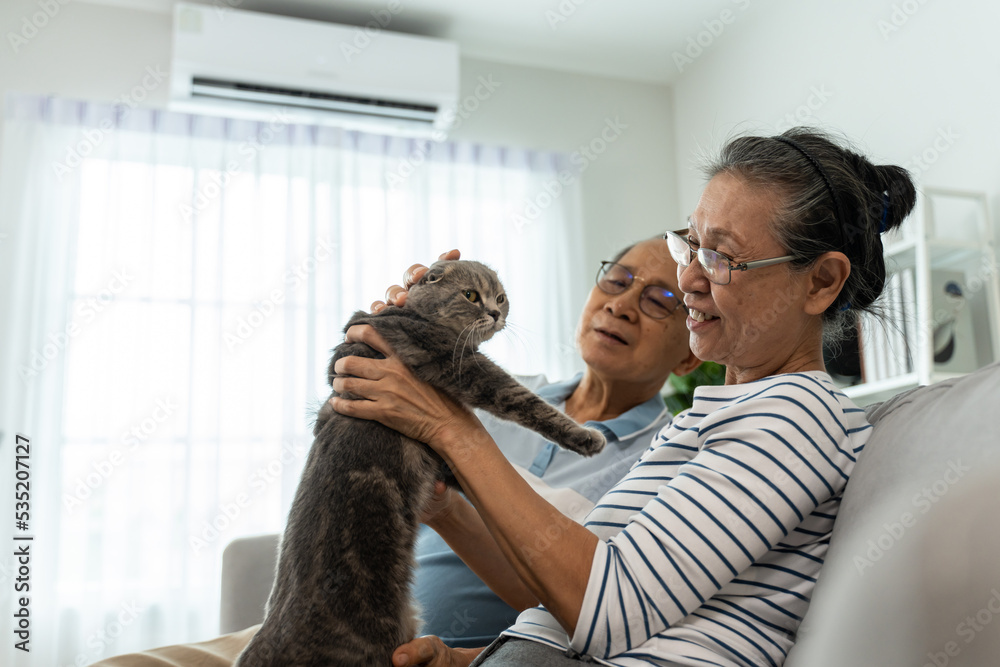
504, 371, 871, 667
416, 373, 673, 647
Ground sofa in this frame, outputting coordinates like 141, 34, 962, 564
220, 361, 1000, 664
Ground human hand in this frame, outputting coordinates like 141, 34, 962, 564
420, 479, 461, 526
329, 324, 485, 453
392, 635, 482, 666
371, 249, 461, 313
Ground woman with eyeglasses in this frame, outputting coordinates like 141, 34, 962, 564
330, 128, 916, 667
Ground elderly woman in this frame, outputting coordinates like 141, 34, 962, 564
331, 127, 916, 667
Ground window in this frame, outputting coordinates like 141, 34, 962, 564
0, 94, 586, 662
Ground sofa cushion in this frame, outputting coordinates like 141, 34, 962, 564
785, 361, 1000, 665
840, 361, 1000, 530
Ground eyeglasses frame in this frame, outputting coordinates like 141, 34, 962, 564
663, 229, 797, 286
595, 260, 688, 319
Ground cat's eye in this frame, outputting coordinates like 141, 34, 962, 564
464, 290, 480, 302
497, 294, 506, 305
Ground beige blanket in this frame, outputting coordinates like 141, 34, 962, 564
91, 625, 259, 667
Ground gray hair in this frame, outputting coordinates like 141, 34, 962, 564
609, 235, 665, 265
703, 127, 916, 343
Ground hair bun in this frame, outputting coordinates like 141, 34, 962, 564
875, 164, 916, 234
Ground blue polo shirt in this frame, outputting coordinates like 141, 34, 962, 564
412, 374, 672, 648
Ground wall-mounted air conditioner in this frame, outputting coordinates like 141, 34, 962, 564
169, 2, 460, 137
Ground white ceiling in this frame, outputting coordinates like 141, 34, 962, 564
78, 0, 744, 84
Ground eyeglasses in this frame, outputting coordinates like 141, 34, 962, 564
663, 229, 796, 286
595, 261, 688, 319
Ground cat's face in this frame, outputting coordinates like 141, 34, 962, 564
407, 260, 509, 343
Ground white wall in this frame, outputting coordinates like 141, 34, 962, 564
0, 1, 173, 133
0, 0, 676, 277
451, 58, 676, 269
672, 0, 1000, 246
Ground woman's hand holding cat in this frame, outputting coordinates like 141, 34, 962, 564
370, 249, 461, 312
420, 479, 461, 525
330, 324, 486, 459
391, 635, 482, 666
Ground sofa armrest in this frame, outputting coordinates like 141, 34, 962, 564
219, 534, 280, 634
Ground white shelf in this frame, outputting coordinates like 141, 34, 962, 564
838, 187, 1000, 406
884, 238, 917, 257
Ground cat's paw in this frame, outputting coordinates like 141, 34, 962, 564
564, 427, 606, 457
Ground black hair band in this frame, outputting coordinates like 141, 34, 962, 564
772, 135, 847, 249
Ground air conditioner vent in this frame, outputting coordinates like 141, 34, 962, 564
191, 77, 439, 123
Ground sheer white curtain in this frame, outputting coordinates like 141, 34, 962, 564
0, 93, 587, 665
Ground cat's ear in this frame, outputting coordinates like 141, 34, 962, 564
421, 268, 445, 284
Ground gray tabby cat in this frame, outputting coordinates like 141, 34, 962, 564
236, 260, 605, 667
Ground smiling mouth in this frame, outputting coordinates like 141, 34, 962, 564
689, 308, 718, 323
596, 328, 627, 344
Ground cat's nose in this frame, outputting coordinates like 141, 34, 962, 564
487, 310, 501, 322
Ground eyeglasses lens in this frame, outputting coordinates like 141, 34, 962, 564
597, 262, 630, 293
699, 249, 732, 285
640, 287, 680, 319
665, 232, 691, 267
597, 262, 680, 319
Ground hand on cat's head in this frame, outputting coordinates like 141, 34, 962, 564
371, 249, 462, 313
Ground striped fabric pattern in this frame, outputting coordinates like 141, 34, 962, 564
415, 373, 673, 647
504, 371, 871, 667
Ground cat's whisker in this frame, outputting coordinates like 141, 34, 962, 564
451, 322, 475, 366
472, 329, 492, 368
453, 322, 479, 378
499, 322, 532, 353
467, 324, 487, 371
466, 326, 487, 372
